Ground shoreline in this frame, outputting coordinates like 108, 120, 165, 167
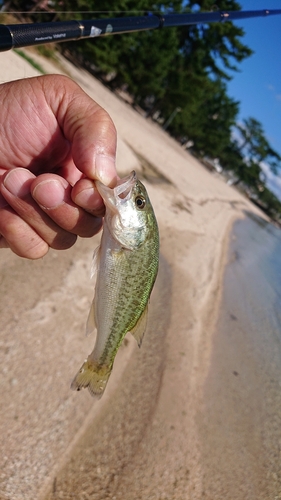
0, 49, 270, 499
198, 214, 281, 498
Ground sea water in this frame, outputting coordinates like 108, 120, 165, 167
228, 212, 281, 341
198, 211, 281, 498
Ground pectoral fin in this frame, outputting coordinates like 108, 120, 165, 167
129, 305, 148, 348
91, 244, 101, 279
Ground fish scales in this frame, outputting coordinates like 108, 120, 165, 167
71, 171, 159, 399
97, 227, 159, 365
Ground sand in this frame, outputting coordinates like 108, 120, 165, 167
0, 48, 270, 500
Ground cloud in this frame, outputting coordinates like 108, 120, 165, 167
267, 84, 281, 103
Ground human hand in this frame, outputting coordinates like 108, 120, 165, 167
0, 74, 117, 259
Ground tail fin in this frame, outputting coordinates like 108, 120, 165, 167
71, 358, 112, 399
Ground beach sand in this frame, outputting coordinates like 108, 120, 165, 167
0, 49, 271, 499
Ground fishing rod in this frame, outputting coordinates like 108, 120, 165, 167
0, 8, 281, 52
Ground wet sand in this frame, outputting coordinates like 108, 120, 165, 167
198, 215, 281, 499
0, 49, 274, 499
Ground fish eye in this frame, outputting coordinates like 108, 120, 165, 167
135, 196, 146, 209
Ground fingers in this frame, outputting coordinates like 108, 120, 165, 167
71, 178, 105, 216
0, 192, 49, 258
0, 168, 103, 258
0, 205, 49, 259
39, 75, 118, 186
31, 174, 103, 236
2, 169, 76, 244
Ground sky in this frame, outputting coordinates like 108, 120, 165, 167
225, 0, 281, 199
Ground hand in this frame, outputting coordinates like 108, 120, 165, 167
0, 74, 117, 259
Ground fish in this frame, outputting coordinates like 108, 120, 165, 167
71, 171, 159, 399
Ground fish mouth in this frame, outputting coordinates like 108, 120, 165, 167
114, 171, 137, 200
96, 171, 137, 211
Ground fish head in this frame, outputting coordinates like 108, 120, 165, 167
96, 171, 155, 250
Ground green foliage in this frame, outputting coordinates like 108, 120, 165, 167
258, 187, 281, 219
180, 0, 253, 80
236, 117, 281, 175
219, 117, 281, 219
36, 44, 57, 59
13, 48, 46, 74
5, 0, 281, 218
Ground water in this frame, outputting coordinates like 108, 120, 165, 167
228, 211, 281, 344
198, 212, 281, 499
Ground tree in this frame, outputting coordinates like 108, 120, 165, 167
179, 0, 253, 81
162, 75, 239, 158
219, 117, 281, 220
236, 117, 281, 175
258, 187, 281, 219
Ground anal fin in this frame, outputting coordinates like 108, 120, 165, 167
129, 305, 148, 348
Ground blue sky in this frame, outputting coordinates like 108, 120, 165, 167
226, 0, 281, 198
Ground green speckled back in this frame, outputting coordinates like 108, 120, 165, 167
71, 172, 159, 398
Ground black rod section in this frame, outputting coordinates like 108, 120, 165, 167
0, 9, 281, 52
159, 9, 281, 27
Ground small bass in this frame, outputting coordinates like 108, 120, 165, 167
71, 171, 159, 398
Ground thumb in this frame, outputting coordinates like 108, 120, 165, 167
42, 75, 117, 186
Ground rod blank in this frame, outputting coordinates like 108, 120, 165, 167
0, 9, 281, 52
